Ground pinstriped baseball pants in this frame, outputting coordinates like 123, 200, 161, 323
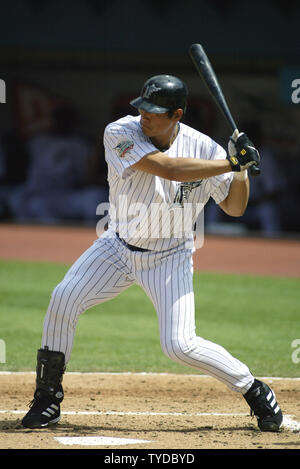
42, 230, 254, 394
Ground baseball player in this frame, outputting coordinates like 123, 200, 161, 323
22, 75, 282, 432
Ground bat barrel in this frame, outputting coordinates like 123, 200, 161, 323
189, 44, 260, 177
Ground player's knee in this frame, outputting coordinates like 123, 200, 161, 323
160, 337, 195, 365
50, 279, 84, 313
51, 281, 69, 302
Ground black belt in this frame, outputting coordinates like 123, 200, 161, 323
116, 233, 150, 252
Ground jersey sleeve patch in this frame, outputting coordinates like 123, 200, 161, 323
114, 140, 134, 158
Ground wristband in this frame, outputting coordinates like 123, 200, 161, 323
233, 169, 248, 181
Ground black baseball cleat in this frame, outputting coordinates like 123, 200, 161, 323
244, 379, 283, 432
22, 386, 63, 429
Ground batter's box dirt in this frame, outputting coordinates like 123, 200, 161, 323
0, 373, 299, 449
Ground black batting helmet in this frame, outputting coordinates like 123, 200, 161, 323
130, 75, 188, 114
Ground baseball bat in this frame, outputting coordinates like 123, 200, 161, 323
189, 43, 260, 176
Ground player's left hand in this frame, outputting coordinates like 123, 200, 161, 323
227, 130, 260, 172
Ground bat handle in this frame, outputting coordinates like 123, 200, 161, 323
250, 165, 260, 176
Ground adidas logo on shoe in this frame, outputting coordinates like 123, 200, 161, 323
22, 389, 62, 429
41, 403, 60, 420
265, 388, 280, 415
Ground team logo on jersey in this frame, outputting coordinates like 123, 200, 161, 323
172, 181, 203, 207
114, 140, 134, 158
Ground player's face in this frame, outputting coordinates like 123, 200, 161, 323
139, 109, 181, 140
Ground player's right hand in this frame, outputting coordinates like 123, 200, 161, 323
227, 131, 260, 172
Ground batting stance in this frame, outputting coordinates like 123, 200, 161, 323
22, 75, 283, 432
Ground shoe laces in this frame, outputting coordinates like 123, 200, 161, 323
27, 391, 40, 408
28, 398, 35, 409
249, 390, 274, 419
27, 389, 51, 411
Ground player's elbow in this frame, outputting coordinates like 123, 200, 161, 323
230, 207, 247, 217
225, 204, 247, 217
219, 199, 248, 217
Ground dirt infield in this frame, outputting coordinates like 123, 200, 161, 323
1, 373, 300, 450
0, 223, 300, 450
0, 222, 300, 277
0, 373, 300, 449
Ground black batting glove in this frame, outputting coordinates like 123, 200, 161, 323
227, 132, 260, 172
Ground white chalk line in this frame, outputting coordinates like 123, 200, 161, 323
0, 370, 300, 381
1, 372, 299, 434
54, 436, 151, 446
0, 409, 299, 432
0, 409, 247, 417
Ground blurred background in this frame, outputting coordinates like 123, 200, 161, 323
0, 0, 299, 238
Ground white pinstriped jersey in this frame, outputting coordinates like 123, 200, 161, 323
103, 115, 233, 251
42, 116, 254, 394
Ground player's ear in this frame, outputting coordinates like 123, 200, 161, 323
172, 108, 183, 121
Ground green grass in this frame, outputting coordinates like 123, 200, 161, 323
0, 259, 299, 377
